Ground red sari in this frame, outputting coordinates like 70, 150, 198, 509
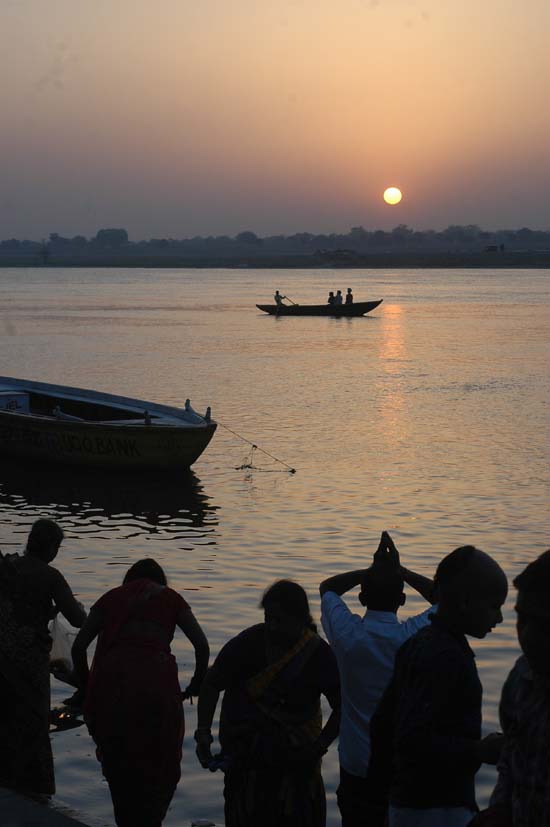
84, 579, 188, 827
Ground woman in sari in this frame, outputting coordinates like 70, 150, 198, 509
195, 579, 341, 827
72, 558, 209, 827
0, 518, 87, 796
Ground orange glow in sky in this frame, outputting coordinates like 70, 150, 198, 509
1, 0, 550, 238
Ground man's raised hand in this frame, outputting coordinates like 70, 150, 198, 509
382, 531, 401, 569
373, 532, 388, 567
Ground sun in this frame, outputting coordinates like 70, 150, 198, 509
383, 187, 403, 205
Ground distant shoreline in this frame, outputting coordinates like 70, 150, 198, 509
2, 252, 550, 269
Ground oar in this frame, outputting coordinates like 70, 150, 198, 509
284, 295, 298, 305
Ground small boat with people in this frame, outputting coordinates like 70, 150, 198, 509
256, 299, 383, 317
0, 376, 216, 469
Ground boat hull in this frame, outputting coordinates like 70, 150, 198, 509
0, 377, 216, 470
256, 299, 383, 316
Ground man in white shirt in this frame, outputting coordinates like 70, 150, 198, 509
320, 531, 436, 827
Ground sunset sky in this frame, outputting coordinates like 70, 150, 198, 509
2, 0, 550, 239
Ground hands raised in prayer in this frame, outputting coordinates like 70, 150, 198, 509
373, 530, 401, 571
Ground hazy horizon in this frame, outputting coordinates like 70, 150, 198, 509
2, 1, 550, 239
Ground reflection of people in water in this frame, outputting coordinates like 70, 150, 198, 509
345, 288, 354, 305
0, 519, 86, 796
72, 559, 209, 827
196, 579, 341, 827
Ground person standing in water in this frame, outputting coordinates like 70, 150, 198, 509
0, 519, 86, 796
72, 558, 209, 827
195, 579, 340, 827
320, 531, 436, 827
369, 545, 508, 827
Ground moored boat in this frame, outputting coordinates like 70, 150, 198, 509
256, 299, 383, 317
0, 376, 216, 470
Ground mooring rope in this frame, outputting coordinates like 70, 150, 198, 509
217, 421, 296, 473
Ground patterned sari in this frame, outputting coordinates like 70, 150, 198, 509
221, 628, 327, 827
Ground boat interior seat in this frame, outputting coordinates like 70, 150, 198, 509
52, 406, 85, 422
100, 418, 153, 425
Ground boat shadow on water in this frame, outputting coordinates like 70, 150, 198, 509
0, 459, 218, 533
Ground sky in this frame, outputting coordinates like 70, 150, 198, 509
2, 0, 550, 240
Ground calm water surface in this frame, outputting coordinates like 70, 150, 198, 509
1, 267, 549, 825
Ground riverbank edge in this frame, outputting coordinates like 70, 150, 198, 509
0, 786, 92, 827
2, 253, 550, 268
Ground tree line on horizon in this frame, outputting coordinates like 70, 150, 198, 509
2, 224, 550, 259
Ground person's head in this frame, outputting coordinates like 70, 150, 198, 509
329, 291, 334, 296
347, 288, 352, 294
514, 550, 550, 676
336, 289, 342, 295
359, 565, 405, 613
25, 519, 64, 563
275, 290, 280, 295
434, 546, 508, 638
123, 558, 167, 586
260, 579, 315, 646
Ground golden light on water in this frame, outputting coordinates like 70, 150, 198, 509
383, 187, 403, 205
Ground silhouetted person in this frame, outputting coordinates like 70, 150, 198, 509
328, 291, 335, 305
0, 519, 86, 796
195, 580, 340, 827
334, 290, 343, 306
72, 559, 209, 827
472, 550, 550, 827
345, 288, 354, 305
369, 546, 508, 827
320, 531, 436, 827
274, 290, 286, 306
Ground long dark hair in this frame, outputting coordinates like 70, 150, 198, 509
260, 579, 316, 632
123, 558, 167, 586
25, 519, 64, 560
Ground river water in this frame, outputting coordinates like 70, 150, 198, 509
1, 267, 549, 825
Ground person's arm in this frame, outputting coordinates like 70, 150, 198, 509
319, 568, 368, 597
488, 665, 517, 810
195, 664, 223, 769
176, 606, 210, 698
51, 570, 87, 628
71, 607, 104, 691
317, 692, 340, 754
400, 567, 436, 604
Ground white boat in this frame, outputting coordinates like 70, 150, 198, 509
0, 376, 216, 470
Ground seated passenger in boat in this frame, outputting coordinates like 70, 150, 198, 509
334, 290, 344, 306
327, 291, 335, 305
345, 288, 354, 305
